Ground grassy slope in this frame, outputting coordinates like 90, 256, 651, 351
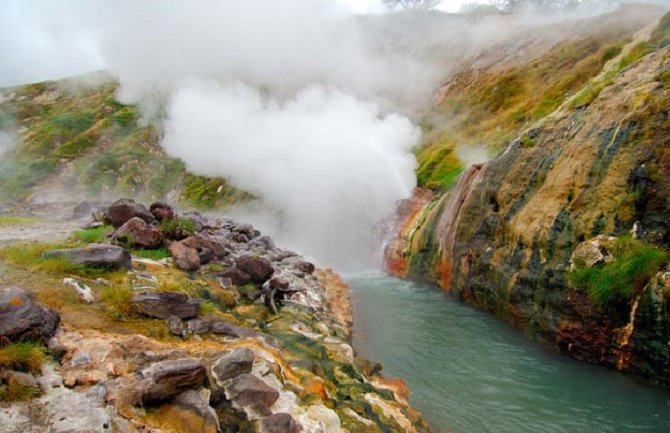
416, 5, 665, 190
0, 75, 248, 209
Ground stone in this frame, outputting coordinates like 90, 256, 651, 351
181, 211, 208, 232
224, 373, 279, 415
296, 261, 315, 275
570, 235, 617, 269
181, 235, 228, 259
187, 318, 211, 335
138, 358, 206, 405
168, 241, 201, 271
44, 244, 132, 270
210, 348, 254, 384
210, 321, 257, 339
236, 256, 274, 284
62, 278, 95, 303
172, 390, 220, 433
0, 287, 60, 342
1, 371, 40, 390
112, 217, 164, 249
72, 201, 93, 219
149, 201, 175, 221
213, 268, 251, 286
106, 198, 155, 227
167, 315, 186, 338
131, 292, 200, 320
269, 276, 290, 291
259, 413, 302, 433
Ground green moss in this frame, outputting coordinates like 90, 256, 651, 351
619, 42, 653, 70
0, 216, 40, 227
131, 247, 170, 260
0, 342, 47, 373
569, 236, 668, 304
520, 134, 536, 148
72, 225, 113, 244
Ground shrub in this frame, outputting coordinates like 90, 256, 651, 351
0, 342, 47, 373
569, 236, 668, 304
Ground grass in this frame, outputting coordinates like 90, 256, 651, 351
569, 236, 668, 304
132, 247, 170, 260
72, 225, 113, 243
160, 218, 195, 240
0, 216, 40, 227
0, 342, 47, 373
100, 285, 136, 320
0, 380, 40, 402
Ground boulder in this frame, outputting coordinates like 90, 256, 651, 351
149, 202, 175, 222
269, 276, 290, 291
210, 348, 254, 384
106, 198, 155, 228
131, 292, 200, 320
570, 235, 617, 269
44, 244, 131, 269
181, 212, 209, 232
210, 321, 257, 339
181, 235, 227, 259
112, 217, 164, 249
224, 373, 279, 415
236, 256, 274, 284
187, 318, 211, 335
167, 316, 186, 338
138, 358, 206, 405
168, 242, 201, 271
173, 390, 220, 433
296, 262, 315, 275
259, 413, 302, 433
0, 287, 60, 342
213, 268, 251, 286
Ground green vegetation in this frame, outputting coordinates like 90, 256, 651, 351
160, 218, 195, 240
0, 342, 47, 373
0, 216, 39, 227
72, 225, 112, 243
100, 285, 136, 320
131, 247, 170, 260
0, 379, 40, 402
570, 236, 668, 304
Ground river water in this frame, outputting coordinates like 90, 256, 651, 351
347, 273, 670, 433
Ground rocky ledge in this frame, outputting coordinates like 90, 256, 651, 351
0, 199, 431, 433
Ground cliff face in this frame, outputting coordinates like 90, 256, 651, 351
387, 9, 670, 386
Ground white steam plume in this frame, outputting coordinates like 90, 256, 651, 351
163, 82, 418, 269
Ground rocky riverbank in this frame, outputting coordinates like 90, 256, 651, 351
0, 199, 431, 433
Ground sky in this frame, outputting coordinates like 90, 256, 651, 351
337, 0, 480, 13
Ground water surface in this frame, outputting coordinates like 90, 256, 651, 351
348, 273, 670, 433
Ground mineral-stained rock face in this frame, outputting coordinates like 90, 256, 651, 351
131, 291, 200, 319
44, 244, 132, 269
0, 287, 60, 342
386, 28, 670, 386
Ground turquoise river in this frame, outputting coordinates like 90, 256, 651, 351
347, 273, 670, 433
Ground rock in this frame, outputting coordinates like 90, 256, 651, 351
187, 318, 211, 335
269, 276, 290, 291
172, 390, 220, 433
181, 235, 228, 259
63, 278, 95, 303
168, 241, 201, 271
138, 358, 206, 405
224, 373, 279, 415
210, 348, 254, 384
213, 268, 251, 286
210, 321, 257, 339
149, 201, 175, 221
106, 198, 155, 227
259, 413, 302, 433
167, 315, 186, 338
1, 371, 40, 390
296, 261, 315, 275
131, 292, 200, 320
235, 233, 250, 243
570, 235, 617, 269
72, 201, 93, 219
44, 244, 132, 270
236, 256, 274, 284
0, 287, 60, 342
112, 217, 164, 249
181, 211, 208, 232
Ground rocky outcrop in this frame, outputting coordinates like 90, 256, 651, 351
0, 287, 60, 342
386, 24, 670, 386
44, 244, 132, 269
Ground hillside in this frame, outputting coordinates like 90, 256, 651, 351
386, 6, 670, 386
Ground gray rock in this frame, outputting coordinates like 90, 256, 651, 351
210, 321, 256, 339
224, 373, 279, 415
139, 358, 206, 405
211, 348, 254, 384
173, 390, 220, 433
181, 211, 208, 232
44, 244, 131, 270
0, 287, 60, 342
106, 198, 155, 228
167, 315, 186, 338
112, 217, 164, 249
259, 413, 302, 433
213, 267, 251, 285
187, 318, 211, 335
1, 370, 40, 390
168, 241, 201, 271
236, 256, 274, 284
131, 292, 200, 320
